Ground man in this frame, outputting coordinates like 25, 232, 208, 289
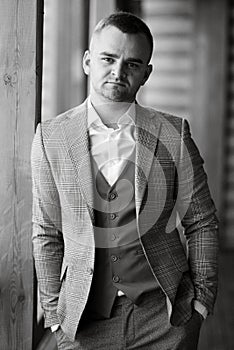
31, 12, 219, 350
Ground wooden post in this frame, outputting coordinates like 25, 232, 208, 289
56, 0, 90, 115
0, 0, 37, 348
191, 0, 228, 215
89, 0, 116, 38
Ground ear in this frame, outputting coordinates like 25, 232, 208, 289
141, 64, 153, 86
83, 50, 91, 75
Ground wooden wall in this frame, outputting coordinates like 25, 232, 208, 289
191, 0, 227, 223
0, 0, 37, 348
140, 0, 195, 118
222, 1, 234, 248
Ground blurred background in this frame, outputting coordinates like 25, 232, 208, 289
40, 0, 234, 349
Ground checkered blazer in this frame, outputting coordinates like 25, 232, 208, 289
31, 99, 219, 340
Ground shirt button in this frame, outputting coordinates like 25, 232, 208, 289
111, 255, 118, 262
112, 275, 120, 283
110, 213, 117, 220
109, 192, 117, 201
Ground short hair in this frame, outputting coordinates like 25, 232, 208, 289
93, 11, 154, 61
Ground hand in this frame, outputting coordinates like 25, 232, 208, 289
193, 309, 204, 325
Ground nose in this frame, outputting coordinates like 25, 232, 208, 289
111, 61, 126, 80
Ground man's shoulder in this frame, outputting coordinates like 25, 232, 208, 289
39, 101, 87, 136
44, 101, 86, 127
140, 105, 184, 131
145, 106, 183, 122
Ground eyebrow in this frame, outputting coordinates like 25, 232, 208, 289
99, 51, 144, 64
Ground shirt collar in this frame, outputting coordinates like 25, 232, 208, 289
87, 96, 136, 129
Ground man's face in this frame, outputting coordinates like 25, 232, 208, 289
83, 25, 153, 103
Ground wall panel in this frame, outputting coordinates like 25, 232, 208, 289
0, 0, 36, 348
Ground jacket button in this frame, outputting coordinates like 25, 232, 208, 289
111, 255, 118, 262
109, 192, 117, 201
112, 275, 120, 283
87, 268, 94, 275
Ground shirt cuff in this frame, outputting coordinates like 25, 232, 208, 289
51, 324, 60, 333
194, 300, 208, 319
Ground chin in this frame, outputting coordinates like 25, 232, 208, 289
103, 90, 129, 102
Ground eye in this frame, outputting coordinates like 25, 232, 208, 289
102, 57, 114, 64
127, 62, 139, 70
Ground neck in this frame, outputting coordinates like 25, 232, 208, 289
90, 95, 134, 124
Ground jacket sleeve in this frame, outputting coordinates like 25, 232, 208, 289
31, 123, 63, 327
177, 118, 219, 315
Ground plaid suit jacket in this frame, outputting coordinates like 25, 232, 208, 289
31, 100, 219, 340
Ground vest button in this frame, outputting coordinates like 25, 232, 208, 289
111, 234, 117, 241
112, 275, 120, 283
111, 255, 118, 262
110, 213, 117, 220
109, 192, 117, 201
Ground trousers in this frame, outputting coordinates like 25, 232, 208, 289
54, 288, 203, 350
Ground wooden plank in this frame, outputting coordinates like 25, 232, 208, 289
151, 55, 193, 71
144, 91, 191, 106
222, 227, 234, 247
147, 17, 194, 34
199, 252, 234, 349
41, 0, 58, 121
89, 0, 115, 38
140, 0, 194, 120
225, 0, 234, 249
227, 153, 234, 167
56, 0, 89, 116
191, 0, 228, 216
224, 167, 234, 182
154, 37, 193, 53
116, 0, 141, 16
143, 0, 194, 15
0, 0, 36, 348
147, 75, 192, 90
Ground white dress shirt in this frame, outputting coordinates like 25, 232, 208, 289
87, 99, 136, 185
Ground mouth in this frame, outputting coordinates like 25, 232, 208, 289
106, 81, 127, 87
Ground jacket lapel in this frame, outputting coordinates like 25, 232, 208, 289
62, 100, 94, 219
135, 104, 162, 217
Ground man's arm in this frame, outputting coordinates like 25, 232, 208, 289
178, 119, 219, 316
31, 123, 63, 328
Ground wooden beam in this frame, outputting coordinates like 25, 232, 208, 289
56, 0, 90, 115
116, 0, 142, 16
191, 0, 228, 216
35, 0, 44, 128
89, 0, 116, 39
0, 0, 37, 348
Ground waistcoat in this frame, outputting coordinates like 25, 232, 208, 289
83, 157, 158, 319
